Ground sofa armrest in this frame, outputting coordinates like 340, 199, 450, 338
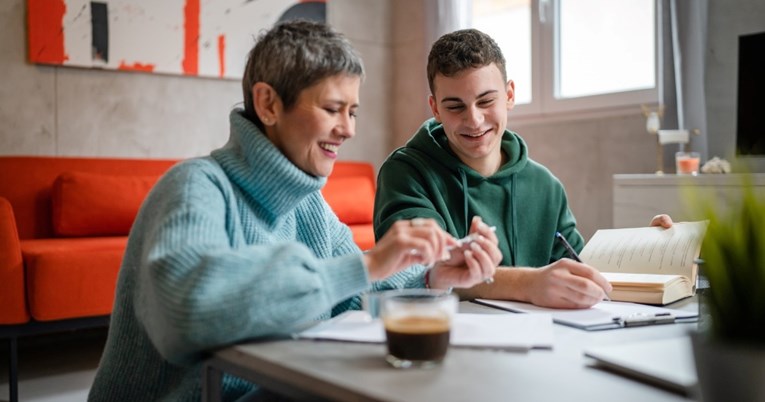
0, 196, 30, 324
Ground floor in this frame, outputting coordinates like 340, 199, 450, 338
0, 328, 106, 402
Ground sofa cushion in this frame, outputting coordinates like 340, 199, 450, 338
21, 237, 127, 321
322, 176, 374, 225
52, 171, 159, 237
0, 197, 29, 324
349, 223, 375, 251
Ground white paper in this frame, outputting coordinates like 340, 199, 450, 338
298, 311, 554, 350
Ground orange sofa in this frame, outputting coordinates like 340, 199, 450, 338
0, 156, 376, 401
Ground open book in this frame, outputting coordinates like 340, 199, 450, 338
579, 221, 708, 305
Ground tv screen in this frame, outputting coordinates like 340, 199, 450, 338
736, 31, 765, 156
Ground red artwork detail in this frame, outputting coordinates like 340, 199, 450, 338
217, 34, 226, 78
118, 61, 156, 72
27, 0, 68, 64
182, 0, 200, 75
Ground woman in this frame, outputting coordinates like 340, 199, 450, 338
88, 20, 500, 401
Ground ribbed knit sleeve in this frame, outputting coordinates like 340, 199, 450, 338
132, 161, 369, 365
318, 199, 426, 315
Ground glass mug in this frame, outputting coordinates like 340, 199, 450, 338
676, 151, 701, 175
380, 289, 458, 369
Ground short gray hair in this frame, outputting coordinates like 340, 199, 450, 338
242, 20, 364, 127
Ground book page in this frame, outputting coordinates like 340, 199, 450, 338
601, 272, 684, 287
579, 221, 708, 279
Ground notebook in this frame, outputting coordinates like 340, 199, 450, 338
473, 299, 698, 330
584, 336, 698, 395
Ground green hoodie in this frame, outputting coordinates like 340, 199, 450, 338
374, 118, 583, 268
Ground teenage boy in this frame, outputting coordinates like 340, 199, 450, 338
374, 29, 671, 308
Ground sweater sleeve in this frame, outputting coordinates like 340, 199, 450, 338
325, 200, 427, 315
132, 167, 370, 365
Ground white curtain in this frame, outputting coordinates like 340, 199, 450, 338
426, 0, 471, 48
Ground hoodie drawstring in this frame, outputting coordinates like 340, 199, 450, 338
460, 167, 516, 266
459, 168, 469, 237
509, 176, 517, 265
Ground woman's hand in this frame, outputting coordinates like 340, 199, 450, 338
363, 218, 456, 281
427, 217, 502, 290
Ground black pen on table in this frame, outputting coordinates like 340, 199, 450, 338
554, 232, 611, 301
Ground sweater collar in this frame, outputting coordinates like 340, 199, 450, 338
211, 109, 326, 219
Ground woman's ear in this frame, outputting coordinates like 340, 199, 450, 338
252, 82, 279, 126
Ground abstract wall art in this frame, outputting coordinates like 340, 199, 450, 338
27, 0, 327, 79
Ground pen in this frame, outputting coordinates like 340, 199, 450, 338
555, 232, 611, 301
448, 227, 497, 284
412, 226, 498, 284
554, 232, 582, 262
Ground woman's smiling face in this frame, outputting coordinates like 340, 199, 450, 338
265, 74, 360, 177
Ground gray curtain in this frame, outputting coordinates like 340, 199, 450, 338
658, 0, 709, 164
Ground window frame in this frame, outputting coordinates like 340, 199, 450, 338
476, 0, 660, 121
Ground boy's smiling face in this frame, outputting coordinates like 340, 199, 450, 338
428, 63, 515, 176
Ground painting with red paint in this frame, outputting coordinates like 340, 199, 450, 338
26, 0, 327, 79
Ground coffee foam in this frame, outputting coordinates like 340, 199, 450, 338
383, 315, 450, 334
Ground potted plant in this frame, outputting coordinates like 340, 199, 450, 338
691, 177, 765, 402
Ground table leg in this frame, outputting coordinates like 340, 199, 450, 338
202, 362, 223, 402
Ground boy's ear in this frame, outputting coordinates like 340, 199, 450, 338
506, 80, 516, 110
252, 82, 279, 125
428, 95, 442, 123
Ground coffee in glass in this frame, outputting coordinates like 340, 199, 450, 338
380, 288, 457, 368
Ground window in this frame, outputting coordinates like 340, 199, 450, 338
471, 0, 658, 118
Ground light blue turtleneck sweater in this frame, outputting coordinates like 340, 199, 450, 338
88, 109, 425, 401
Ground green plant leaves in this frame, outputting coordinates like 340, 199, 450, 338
693, 176, 765, 343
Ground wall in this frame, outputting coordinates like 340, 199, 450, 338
3, 0, 752, 241
0, 1, 239, 158
705, 0, 765, 172
327, 0, 395, 168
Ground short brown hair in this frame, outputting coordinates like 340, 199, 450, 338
427, 29, 507, 94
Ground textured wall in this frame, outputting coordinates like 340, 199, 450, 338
2, 0, 753, 241
328, 0, 394, 169
0, 1, 240, 158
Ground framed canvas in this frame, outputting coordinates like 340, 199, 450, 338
27, 0, 326, 79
